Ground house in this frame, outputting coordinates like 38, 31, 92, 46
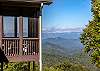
0, 0, 52, 70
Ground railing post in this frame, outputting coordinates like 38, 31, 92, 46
0, 16, 3, 49
19, 16, 23, 55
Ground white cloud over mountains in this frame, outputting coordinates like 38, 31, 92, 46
42, 27, 83, 33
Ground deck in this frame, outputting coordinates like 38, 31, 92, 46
1, 38, 39, 62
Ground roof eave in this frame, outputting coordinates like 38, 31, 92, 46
39, 0, 52, 5
43, 1, 52, 5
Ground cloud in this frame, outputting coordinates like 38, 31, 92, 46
42, 27, 83, 33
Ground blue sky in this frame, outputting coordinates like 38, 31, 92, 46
42, 0, 92, 32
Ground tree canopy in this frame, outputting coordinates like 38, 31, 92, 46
80, 0, 100, 67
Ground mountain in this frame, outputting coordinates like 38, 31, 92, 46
42, 32, 81, 39
42, 32, 100, 71
42, 32, 83, 56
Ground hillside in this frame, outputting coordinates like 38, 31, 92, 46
42, 32, 100, 71
43, 37, 82, 56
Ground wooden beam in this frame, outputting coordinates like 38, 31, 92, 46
28, 17, 33, 37
35, 18, 39, 38
6, 55, 39, 62
19, 16, 23, 55
33, 18, 36, 38
14, 17, 17, 37
28, 62, 30, 71
33, 61, 35, 71
0, 1, 41, 8
1, 62, 3, 71
28, 17, 39, 38
0, 16, 3, 48
33, 8, 40, 38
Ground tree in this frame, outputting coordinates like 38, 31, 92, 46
80, 0, 100, 67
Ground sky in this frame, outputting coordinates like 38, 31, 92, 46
42, 0, 92, 32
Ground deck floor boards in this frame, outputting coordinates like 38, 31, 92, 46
7, 55, 39, 62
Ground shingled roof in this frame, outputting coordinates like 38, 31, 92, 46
0, 0, 52, 5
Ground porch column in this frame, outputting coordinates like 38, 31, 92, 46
0, 16, 3, 48
28, 17, 33, 37
28, 17, 38, 38
33, 18, 39, 38
39, 3, 43, 71
19, 16, 23, 55
14, 17, 17, 37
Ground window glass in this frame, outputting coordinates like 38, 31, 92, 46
3, 16, 14, 37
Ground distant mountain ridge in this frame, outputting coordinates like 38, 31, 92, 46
42, 32, 81, 39
42, 32, 83, 56
42, 32, 100, 71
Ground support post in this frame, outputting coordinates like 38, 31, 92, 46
0, 16, 3, 49
0, 16, 3, 71
33, 61, 35, 71
33, 18, 38, 38
19, 16, 23, 55
28, 62, 30, 71
28, 17, 33, 37
39, 3, 43, 71
1, 62, 3, 71
14, 17, 17, 37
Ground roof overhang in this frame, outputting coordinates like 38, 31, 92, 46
0, 0, 52, 5
0, 0, 52, 16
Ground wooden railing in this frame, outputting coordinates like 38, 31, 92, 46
23, 38, 39, 55
1, 38, 39, 56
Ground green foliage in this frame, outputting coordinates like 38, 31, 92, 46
42, 40, 100, 71
42, 53, 93, 71
80, 0, 100, 67
43, 61, 90, 71
0, 62, 39, 71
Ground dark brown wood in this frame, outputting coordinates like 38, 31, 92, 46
1, 62, 3, 71
2, 38, 39, 56
14, 17, 17, 37
33, 61, 35, 71
0, 6, 41, 17
0, 1, 41, 7
35, 18, 39, 38
2, 17, 4, 38
0, 0, 51, 3
0, 0, 52, 5
7, 55, 39, 62
28, 17, 33, 37
28, 17, 39, 38
19, 16, 23, 55
0, 0, 47, 63
0, 16, 3, 49
28, 62, 30, 71
2, 38, 39, 40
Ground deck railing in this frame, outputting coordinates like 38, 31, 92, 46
2, 38, 39, 56
23, 38, 39, 55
